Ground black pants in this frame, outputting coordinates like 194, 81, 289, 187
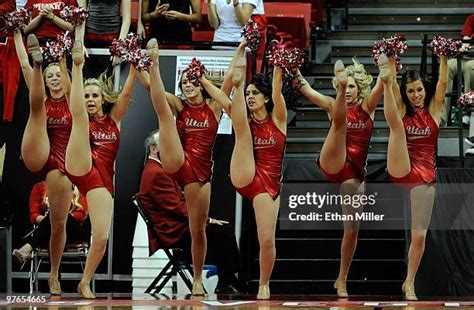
180, 224, 241, 288
26, 214, 87, 249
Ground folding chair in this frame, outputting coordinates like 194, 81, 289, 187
29, 241, 92, 294
132, 195, 194, 294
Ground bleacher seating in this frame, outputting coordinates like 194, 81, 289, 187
245, 0, 474, 295
194, 1, 314, 49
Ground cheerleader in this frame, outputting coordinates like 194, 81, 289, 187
65, 40, 137, 298
230, 47, 288, 299
296, 57, 391, 297
15, 33, 72, 295
144, 38, 234, 295
382, 52, 447, 300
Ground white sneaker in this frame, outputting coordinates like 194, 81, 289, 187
462, 115, 470, 126
465, 137, 474, 147
465, 148, 474, 156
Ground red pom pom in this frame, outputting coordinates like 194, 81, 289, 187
266, 41, 305, 80
109, 39, 123, 59
457, 91, 474, 111
242, 20, 262, 50
134, 54, 153, 71
372, 33, 408, 72
109, 33, 151, 71
41, 31, 73, 62
110, 33, 139, 58
0, 9, 30, 35
185, 58, 207, 86
429, 35, 462, 58
60, 6, 89, 26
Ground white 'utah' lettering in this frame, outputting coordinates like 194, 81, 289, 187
254, 136, 276, 147
92, 131, 117, 141
47, 116, 68, 126
406, 126, 431, 136
185, 118, 210, 128
347, 120, 366, 130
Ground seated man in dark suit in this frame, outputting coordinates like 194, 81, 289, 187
137, 130, 241, 294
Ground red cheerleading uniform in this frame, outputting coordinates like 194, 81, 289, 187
169, 101, 219, 187
0, 0, 20, 122
389, 107, 439, 187
0, 37, 20, 122
250, 14, 267, 72
319, 103, 373, 183
0, 0, 15, 14
34, 96, 72, 178
236, 116, 286, 202
24, 0, 78, 40
68, 115, 120, 196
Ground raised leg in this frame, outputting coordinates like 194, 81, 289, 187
21, 34, 49, 172
65, 40, 92, 177
380, 54, 411, 178
230, 56, 255, 188
319, 60, 348, 174
146, 38, 184, 173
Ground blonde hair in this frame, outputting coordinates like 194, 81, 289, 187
71, 186, 83, 211
43, 62, 61, 97
84, 72, 122, 114
43, 62, 60, 79
332, 57, 373, 100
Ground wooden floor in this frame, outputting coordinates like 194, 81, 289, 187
1, 294, 474, 308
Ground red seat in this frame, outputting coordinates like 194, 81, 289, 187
126, 1, 150, 37
192, 30, 214, 42
264, 2, 312, 49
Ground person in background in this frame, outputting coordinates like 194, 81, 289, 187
140, 0, 201, 44
0, 0, 20, 123
442, 13, 474, 134
12, 182, 88, 267
232, 0, 266, 72
205, 0, 244, 45
77, 0, 134, 48
23, 0, 77, 41
137, 130, 242, 294
452, 14, 474, 154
